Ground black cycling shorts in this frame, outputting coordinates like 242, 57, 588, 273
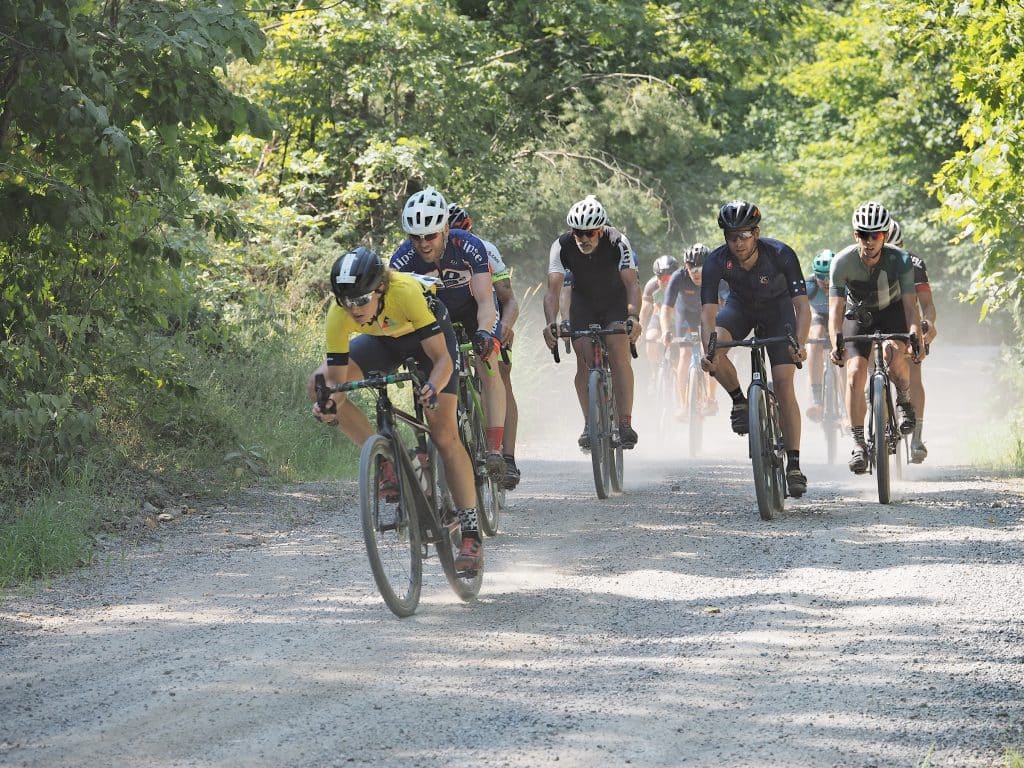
569, 295, 629, 331
349, 303, 459, 396
715, 296, 798, 367
842, 300, 908, 360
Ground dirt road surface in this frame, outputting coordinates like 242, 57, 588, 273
2, 345, 1022, 767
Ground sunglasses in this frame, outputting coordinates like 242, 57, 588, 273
410, 231, 441, 243
340, 290, 378, 309
572, 227, 600, 239
854, 230, 885, 241
725, 230, 756, 243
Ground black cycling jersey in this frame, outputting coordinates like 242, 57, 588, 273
701, 237, 806, 307
548, 226, 635, 312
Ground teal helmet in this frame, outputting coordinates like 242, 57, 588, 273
812, 249, 834, 279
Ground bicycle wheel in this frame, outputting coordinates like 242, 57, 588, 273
748, 384, 782, 520
430, 441, 482, 600
471, 403, 501, 537
872, 374, 891, 504
821, 364, 838, 465
359, 435, 422, 617
608, 382, 624, 493
687, 366, 703, 457
767, 396, 786, 511
588, 368, 611, 499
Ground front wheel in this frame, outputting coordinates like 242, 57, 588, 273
748, 385, 783, 521
821, 364, 839, 465
687, 366, 704, 457
872, 375, 891, 504
588, 368, 611, 499
359, 435, 422, 617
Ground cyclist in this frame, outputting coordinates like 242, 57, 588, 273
661, 243, 720, 419
447, 202, 523, 489
390, 187, 508, 482
804, 249, 834, 421
308, 246, 483, 571
542, 194, 643, 450
639, 254, 680, 381
887, 218, 937, 463
700, 200, 811, 498
828, 201, 926, 475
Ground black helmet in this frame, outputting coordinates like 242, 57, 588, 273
653, 254, 680, 276
717, 200, 761, 230
330, 246, 385, 305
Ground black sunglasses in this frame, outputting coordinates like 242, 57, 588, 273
572, 227, 600, 239
855, 230, 885, 241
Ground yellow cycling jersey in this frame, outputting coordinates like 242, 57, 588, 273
325, 271, 440, 358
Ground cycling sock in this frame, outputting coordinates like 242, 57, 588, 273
457, 507, 480, 535
728, 387, 745, 404
619, 414, 632, 426
852, 426, 866, 445
810, 384, 822, 405
502, 453, 516, 462
486, 427, 504, 453
786, 450, 800, 471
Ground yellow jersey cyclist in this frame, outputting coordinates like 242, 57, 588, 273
308, 246, 483, 571
828, 201, 926, 475
886, 218, 937, 463
446, 202, 524, 490
390, 187, 508, 483
804, 249, 834, 422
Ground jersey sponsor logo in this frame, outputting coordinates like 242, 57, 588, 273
760, 275, 769, 285
726, 260, 735, 270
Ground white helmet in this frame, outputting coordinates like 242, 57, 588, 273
402, 187, 448, 235
566, 195, 608, 229
886, 218, 904, 246
852, 201, 892, 233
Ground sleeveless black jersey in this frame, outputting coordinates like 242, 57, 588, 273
548, 226, 635, 310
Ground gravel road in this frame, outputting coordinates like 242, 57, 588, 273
2, 345, 1022, 767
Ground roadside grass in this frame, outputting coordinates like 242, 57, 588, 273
967, 416, 1024, 472
918, 746, 1023, 766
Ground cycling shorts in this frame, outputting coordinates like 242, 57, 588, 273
349, 301, 459, 395
715, 297, 798, 367
841, 300, 908, 360
569, 295, 629, 330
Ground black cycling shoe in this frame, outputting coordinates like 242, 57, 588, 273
786, 468, 807, 498
578, 428, 591, 452
502, 456, 521, 490
897, 400, 916, 435
848, 443, 869, 474
618, 423, 638, 449
730, 401, 749, 435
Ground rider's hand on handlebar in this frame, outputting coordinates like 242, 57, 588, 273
417, 381, 439, 409
312, 398, 339, 425
830, 347, 845, 367
699, 353, 716, 374
625, 317, 642, 344
790, 345, 808, 365
542, 322, 558, 350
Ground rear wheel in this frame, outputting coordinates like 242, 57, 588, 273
588, 368, 610, 499
748, 385, 782, 521
469, 399, 501, 537
872, 375, 891, 504
608, 382, 624, 493
359, 435, 422, 617
822, 365, 838, 465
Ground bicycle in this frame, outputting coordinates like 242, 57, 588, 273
551, 323, 637, 500
453, 326, 503, 537
651, 340, 679, 446
674, 332, 714, 457
315, 361, 481, 617
836, 330, 919, 504
806, 336, 847, 465
707, 326, 801, 521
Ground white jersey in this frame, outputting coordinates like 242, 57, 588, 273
479, 237, 509, 281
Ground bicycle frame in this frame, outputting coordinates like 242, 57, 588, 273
837, 330, 918, 504
707, 328, 800, 520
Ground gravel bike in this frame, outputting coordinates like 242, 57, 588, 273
837, 330, 919, 504
708, 327, 801, 521
315, 362, 481, 617
551, 323, 637, 500
453, 326, 503, 537
806, 336, 847, 464
674, 332, 713, 457
651, 340, 679, 446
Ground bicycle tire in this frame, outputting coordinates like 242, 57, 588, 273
687, 367, 703, 457
872, 374, 891, 504
822, 364, 838, 465
431, 442, 482, 600
359, 435, 422, 617
748, 385, 781, 520
768, 396, 786, 511
608, 379, 624, 493
469, 399, 501, 537
893, 432, 905, 481
588, 368, 611, 499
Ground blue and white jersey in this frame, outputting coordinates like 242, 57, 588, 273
390, 228, 494, 321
